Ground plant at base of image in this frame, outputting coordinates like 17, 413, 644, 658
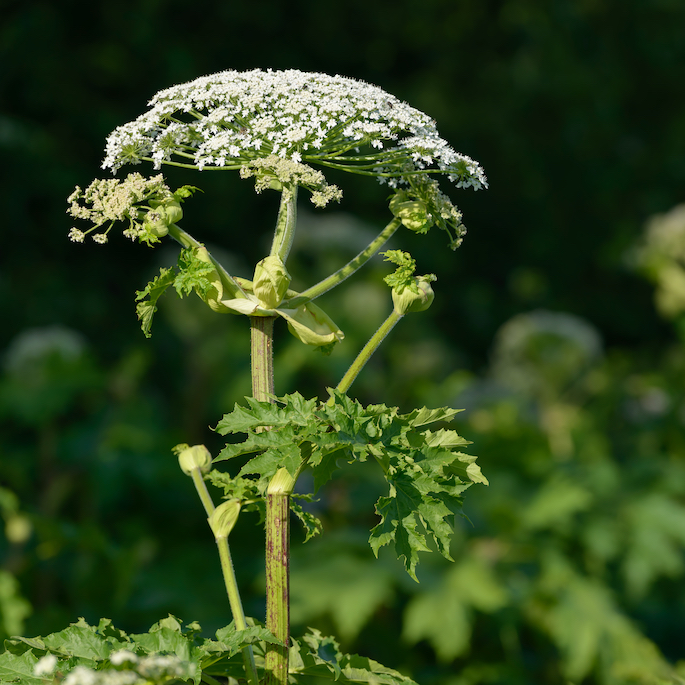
0, 69, 488, 684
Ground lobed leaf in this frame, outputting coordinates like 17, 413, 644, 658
135, 267, 176, 338
213, 390, 486, 578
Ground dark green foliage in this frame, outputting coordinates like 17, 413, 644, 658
0, 615, 417, 685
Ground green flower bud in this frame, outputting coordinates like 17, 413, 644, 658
392, 275, 436, 315
177, 444, 212, 475
149, 198, 184, 224
143, 202, 183, 238
389, 191, 433, 233
267, 467, 297, 495
253, 255, 292, 309
208, 499, 241, 539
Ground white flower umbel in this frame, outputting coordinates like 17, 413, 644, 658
101, 69, 487, 193
33, 654, 58, 676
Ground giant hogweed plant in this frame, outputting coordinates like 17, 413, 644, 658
0, 70, 487, 685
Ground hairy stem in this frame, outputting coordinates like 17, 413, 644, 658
251, 314, 291, 684
264, 469, 294, 685
251, 316, 276, 401
336, 309, 404, 395
283, 217, 401, 308
189, 468, 259, 685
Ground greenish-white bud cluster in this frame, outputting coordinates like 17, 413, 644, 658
382, 250, 437, 315
67, 174, 197, 246
239, 155, 342, 208
208, 499, 241, 539
391, 274, 436, 315
175, 443, 212, 475
253, 256, 292, 309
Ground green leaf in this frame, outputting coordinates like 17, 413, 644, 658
130, 626, 191, 661
214, 624, 283, 652
214, 391, 485, 578
42, 620, 111, 660
290, 499, 323, 542
0, 650, 41, 685
290, 628, 418, 685
381, 250, 419, 293
173, 185, 202, 201
173, 247, 216, 298
135, 266, 175, 338
215, 394, 317, 435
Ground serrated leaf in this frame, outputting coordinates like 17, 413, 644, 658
42, 622, 110, 660
213, 624, 283, 653
129, 626, 191, 660
173, 247, 216, 298
239, 443, 303, 482
173, 185, 202, 201
0, 650, 41, 684
290, 500, 323, 542
207, 471, 262, 505
405, 406, 461, 427
2, 636, 46, 655
423, 428, 470, 448
215, 394, 317, 435
214, 392, 485, 578
135, 267, 175, 338
290, 628, 418, 685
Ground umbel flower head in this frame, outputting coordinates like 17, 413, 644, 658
102, 69, 487, 189
100, 69, 486, 249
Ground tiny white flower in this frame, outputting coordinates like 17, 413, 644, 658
33, 654, 58, 676
63, 665, 97, 685
69, 227, 85, 243
109, 649, 138, 666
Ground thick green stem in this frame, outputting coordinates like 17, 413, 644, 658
251, 314, 290, 683
336, 309, 404, 395
251, 316, 276, 401
283, 217, 401, 308
264, 470, 294, 685
189, 468, 259, 685
270, 187, 298, 262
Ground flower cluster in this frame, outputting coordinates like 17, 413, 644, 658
239, 154, 342, 207
101, 69, 487, 192
67, 174, 197, 245
633, 204, 685, 318
53, 651, 196, 685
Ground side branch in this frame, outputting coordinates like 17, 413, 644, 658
284, 217, 402, 307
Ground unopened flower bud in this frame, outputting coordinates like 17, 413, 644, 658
389, 191, 432, 233
267, 467, 296, 495
253, 255, 292, 309
208, 499, 241, 539
144, 201, 184, 237
177, 444, 212, 475
392, 275, 436, 315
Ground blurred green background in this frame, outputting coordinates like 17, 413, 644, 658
2, 1, 685, 683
